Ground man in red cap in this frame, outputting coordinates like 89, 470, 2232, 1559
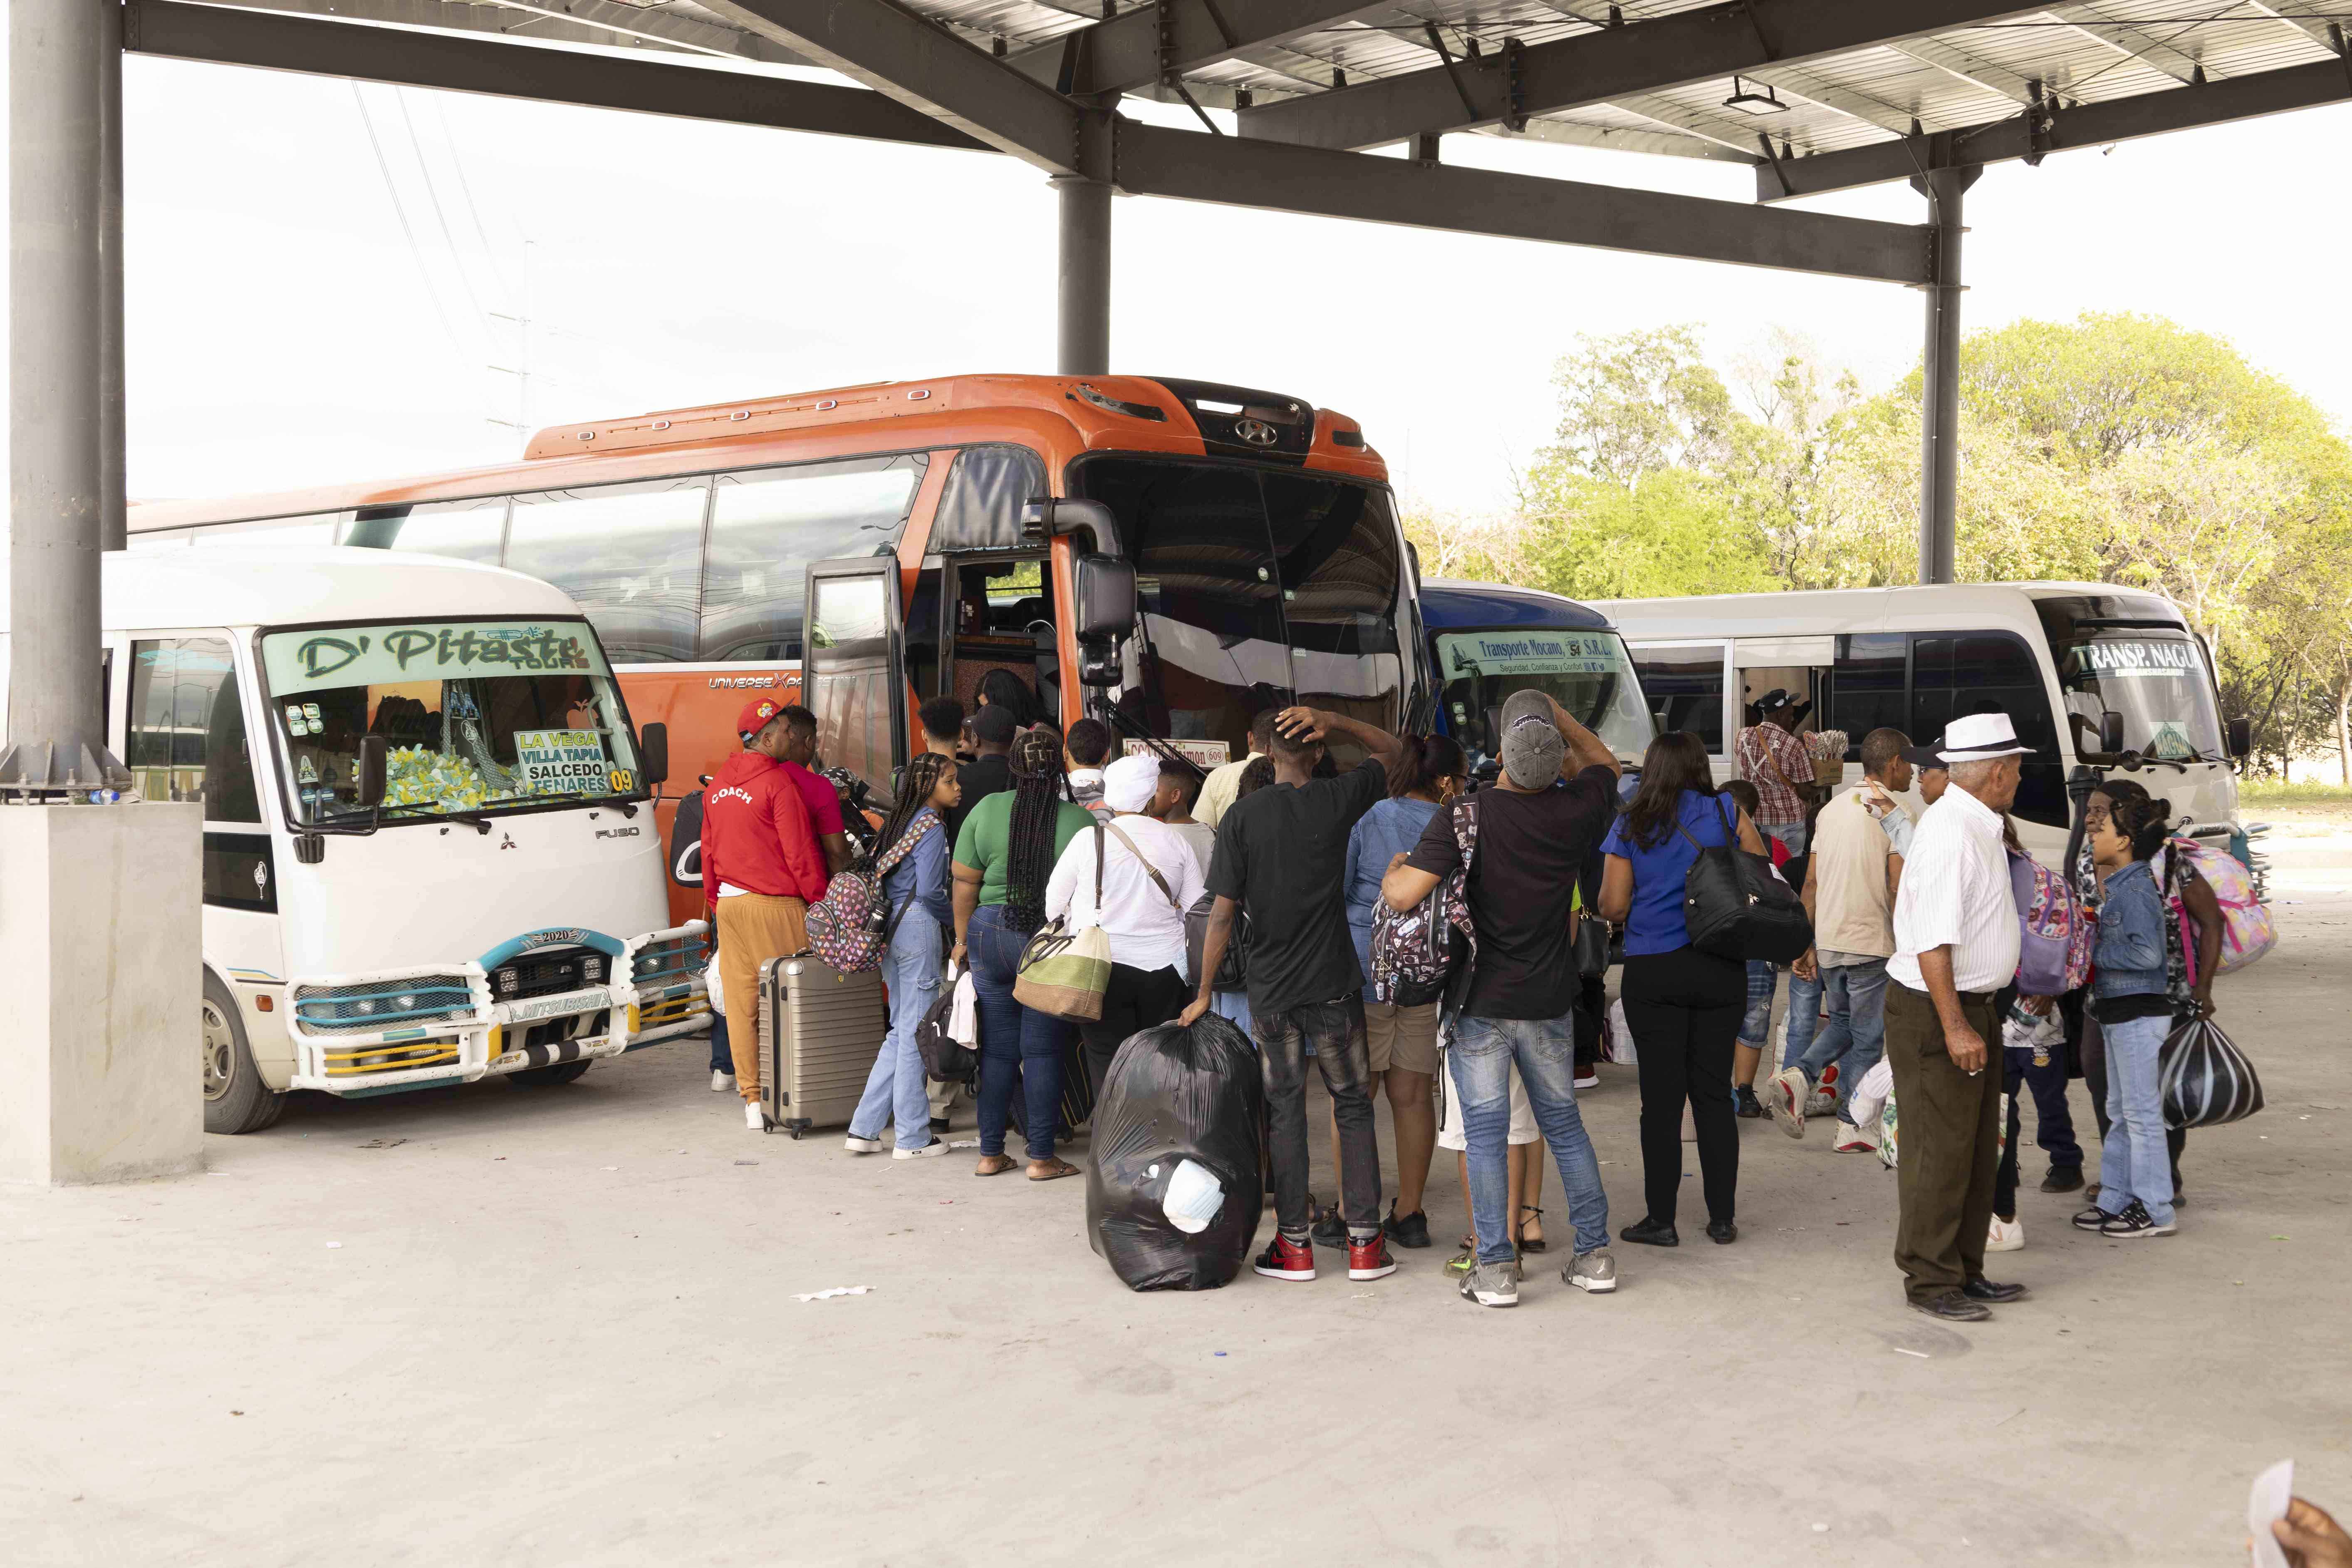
704, 698, 829, 1130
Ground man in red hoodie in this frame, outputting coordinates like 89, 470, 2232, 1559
704, 698, 829, 1129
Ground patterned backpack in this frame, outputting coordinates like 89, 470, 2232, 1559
803, 811, 938, 974
2008, 850, 2093, 997
1368, 795, 1479, 1008
2163, 837, 2276, 978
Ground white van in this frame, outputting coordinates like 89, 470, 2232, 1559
1596, 582, 2250, 866
0, 547, 709, 1132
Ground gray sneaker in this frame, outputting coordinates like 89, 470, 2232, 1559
1566, 1249, 1618, 1294
1458, 1258, 1520, 1308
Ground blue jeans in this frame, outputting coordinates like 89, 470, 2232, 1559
968, 902, 1067, 1161
1739, 961, 1775, 1048
2095, 1011, 2174, 1225
1211, 990, 1253, 1036
849, 913, 943, 1147
1792, 957, 1890, 1127
1764, 819, 1808, 858
709, 1014, 733, 1074
1451, 1013, 1609, 1263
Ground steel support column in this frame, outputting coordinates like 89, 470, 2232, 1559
1054, 174, 1112, 377
6, 0, 116, 784
1913, 164, 1978, 587
100, 0, 127, 553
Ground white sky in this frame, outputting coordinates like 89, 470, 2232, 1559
81, 50, 2352, 518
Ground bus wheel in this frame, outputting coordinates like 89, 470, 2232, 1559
203, 975, 285, 1135
509, 1061, 592, 1087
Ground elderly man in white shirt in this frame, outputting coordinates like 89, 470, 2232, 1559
1883, 712, 2033, 1324
1046, 753, 1206, 1097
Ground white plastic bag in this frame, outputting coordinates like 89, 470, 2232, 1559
1157, 1158, 1227, 1235
1844, 1056, 1893, 1130
704, 956, 726, 1018
1607, 998, 1636, 1065
947, 964, 978, 1048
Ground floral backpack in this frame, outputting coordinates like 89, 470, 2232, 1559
2161, 837, 2275, 979
1369, 795, 1480, 1008
2008, 850, 2093, 996
804, 811, 938, 974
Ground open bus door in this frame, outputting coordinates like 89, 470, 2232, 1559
804, 558, 907, 812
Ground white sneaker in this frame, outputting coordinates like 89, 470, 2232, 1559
891, 1139, 950, 1160
744, 1102, 766, 1132
1574, 1070, 1599, 1090
1987, 1214, 2025, 1253
1832, 1122, 1878, 1154
843, 1132, 883, 1154
711, 1070, 736, 1092
1766, 1066, 1808, 1139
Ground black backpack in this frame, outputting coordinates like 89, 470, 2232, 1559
1675, 794, 1812, 964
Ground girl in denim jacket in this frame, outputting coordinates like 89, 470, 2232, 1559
2075, 793, 2177, 1239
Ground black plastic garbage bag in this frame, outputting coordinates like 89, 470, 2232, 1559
1086, 1015, 1265, 1291
2159, 1016, 2264, 1130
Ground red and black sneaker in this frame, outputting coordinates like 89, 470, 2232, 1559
1347, 1232, 1398, 1282
1253, 1234, 1317, 1282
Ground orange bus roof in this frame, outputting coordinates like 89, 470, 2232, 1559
130, 372, 1388, 531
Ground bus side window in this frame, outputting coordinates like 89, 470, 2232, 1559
702, 454, 928, 662
127, 637, 260, 823
345, 497, 507, 562
508, 479, 708, 664
1824, 633, 1906, 757
1632, 645, 1726, 752
1913, 630, 2066, 826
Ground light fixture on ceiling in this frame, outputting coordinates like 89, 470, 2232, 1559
1722, 76, 1788, 116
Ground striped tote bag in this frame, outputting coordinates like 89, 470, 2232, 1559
2159, 1016, 2265, 1130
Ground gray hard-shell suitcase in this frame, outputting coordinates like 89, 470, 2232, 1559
758, 951, 888, 1138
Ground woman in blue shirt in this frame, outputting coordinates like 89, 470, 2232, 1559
1598, 731, 1770, 1248
1339, 733, 1466, 1249
2075, 790, 2179, 1239
845, 753, 960, 1159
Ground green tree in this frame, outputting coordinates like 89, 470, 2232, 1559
1547, 325, 1738, 488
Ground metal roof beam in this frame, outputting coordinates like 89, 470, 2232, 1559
2046, 4, 2207, 84
1756, 51, 2352, 199
1002, 0, 1394, 97
1112, 122, 1929, 283
208, 0, 809, 64
697, 0, 1092, 173
2242, 0, 2347, 50
1234, 0, 2047, 149
1886, 35, 2040, 104
123, 0, 988, 149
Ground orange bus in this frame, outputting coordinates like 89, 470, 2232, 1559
130, 374, 1433, 922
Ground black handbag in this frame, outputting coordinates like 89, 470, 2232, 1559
915, 963, 979, 1084
1186, 892, 1250, 993
2159, 1015, 2264, 1129
1676, 794, 1812, 964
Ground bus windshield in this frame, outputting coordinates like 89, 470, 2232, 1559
1435, 627, 1656, 766
1077, 457, 1409, 768
259, 617, 645, 825
2035, 596, 2226, 763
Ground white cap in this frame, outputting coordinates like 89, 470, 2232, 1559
1102, 753, 1161, 812
1938, 711, 2033, 762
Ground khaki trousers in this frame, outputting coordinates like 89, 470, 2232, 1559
1883, 979, 2002, 1303
716, 894, 808, 1103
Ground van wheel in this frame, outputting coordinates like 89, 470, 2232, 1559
203, 975, 285, 1135
509, 1061, 592, 1087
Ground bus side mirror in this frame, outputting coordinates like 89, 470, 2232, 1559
2098, 711, 2126, 756
639, 722, 670, 787
1074, 553, 1136, 641
354, 734, 388, 810
2226, 716, 2252, 760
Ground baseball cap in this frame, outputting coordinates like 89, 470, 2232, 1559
1901, 744, 1948, 771
736, 698, 785, 738
1102, 753, 1161, 812
1498, 689, 1564, 788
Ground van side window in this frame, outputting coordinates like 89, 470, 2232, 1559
127, 638, 260, 823
507, 479, 710, 664
1632, 646, 1725, 751
1823, 633, 1906, 756
1913, 630, 2065, 827
702, 454, 928, 661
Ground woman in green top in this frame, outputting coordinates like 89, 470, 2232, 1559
953, 726, 1096, 1179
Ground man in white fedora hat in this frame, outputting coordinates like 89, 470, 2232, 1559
1883, 711, 2035, 1323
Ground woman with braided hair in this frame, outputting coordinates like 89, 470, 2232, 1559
952, 726, 1095, 1179
844, 752, 961, 1158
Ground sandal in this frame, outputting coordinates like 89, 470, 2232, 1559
1027, 1157, 1081, 1182
1517, 1205, 1548, 1253
975, 1154, 1018, 1177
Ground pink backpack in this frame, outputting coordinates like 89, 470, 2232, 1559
2164, 837, 2275, 979
804, 812, 938, 974
2008, 850, 2093, 996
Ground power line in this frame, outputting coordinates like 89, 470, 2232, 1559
394, 87, 493, 343
349, 82, 471, 372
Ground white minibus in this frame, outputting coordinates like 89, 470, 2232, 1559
0, 547, 709, 1132
1595, 582, 2252, 865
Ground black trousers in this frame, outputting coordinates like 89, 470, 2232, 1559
1253, 994, 1382, 1235
2079, 1010, 2188, 1187
1621, 946, 1745, 1229
1079, 962, 1188, 1099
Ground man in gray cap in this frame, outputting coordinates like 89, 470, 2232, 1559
1383, 688, 1623, 1309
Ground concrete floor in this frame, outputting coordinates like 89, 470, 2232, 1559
6, 833, 2351, 1566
